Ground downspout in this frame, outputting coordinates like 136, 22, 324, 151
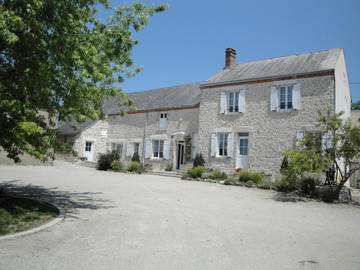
142, 112, 148, 165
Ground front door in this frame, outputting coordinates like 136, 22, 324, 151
236, 133, 249, 169
84, 141, 94, 161
176, 142, 185, 170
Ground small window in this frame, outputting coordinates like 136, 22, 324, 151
101, 128, 108, 137
228, 92, 239, 112
85, 142, 92, 152
152, 140, 164, 158
218, 133, 228, 156
279, 86, 293, 110
159, 113, 168, 129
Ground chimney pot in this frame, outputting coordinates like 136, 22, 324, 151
225, 48, 236, 69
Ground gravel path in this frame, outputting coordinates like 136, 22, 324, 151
0, 162, 359, 270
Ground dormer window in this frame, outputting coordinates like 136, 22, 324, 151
159, 113, 168, 129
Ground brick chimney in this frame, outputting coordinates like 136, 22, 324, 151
225, 48, 236, 69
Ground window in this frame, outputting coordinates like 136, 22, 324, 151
239, 133, 249, 155
133, 143, 140, 155
152, 140, 164, 158
279, 86, 293, 110
85, 141, 92, 152
159, 113, 168, 129
101, 128, 108, 137
111, 143, 122, 158
218, 133, 228, 156
228, 92, 239, 112
220, 90, 245, 114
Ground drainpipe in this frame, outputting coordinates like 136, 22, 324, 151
142, 112, 148, 165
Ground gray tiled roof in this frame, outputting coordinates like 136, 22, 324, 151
103, 82, 201, 115
206, 48, 342, 84
58, 82, 201, 135
57, 118, 96, 135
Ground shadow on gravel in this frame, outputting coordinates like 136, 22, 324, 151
0, 180, 114, 219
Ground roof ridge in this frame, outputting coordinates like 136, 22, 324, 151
230, 48, 341, 67
125, 81, 203, 95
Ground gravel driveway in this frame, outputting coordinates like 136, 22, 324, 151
0, 162, 360, 270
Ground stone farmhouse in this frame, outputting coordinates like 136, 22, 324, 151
58, 48, 351, 177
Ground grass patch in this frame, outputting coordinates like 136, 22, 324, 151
0, 196, 58, 236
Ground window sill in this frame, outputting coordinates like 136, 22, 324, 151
212, 156, 232, 159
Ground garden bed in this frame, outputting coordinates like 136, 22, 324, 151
0, 195, 59, 236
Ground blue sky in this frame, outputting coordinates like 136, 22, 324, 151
99, 0, 360, 101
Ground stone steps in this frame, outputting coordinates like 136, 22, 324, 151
147, 170, 183, 178
79, 161, 97, 168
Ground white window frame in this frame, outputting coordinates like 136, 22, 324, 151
278, 85, 294, 110
218, 133, 229, 157
228, 91, 240, 113
100, 128, 108, 137
152, 139, 164, 158
159, 113, 168, 129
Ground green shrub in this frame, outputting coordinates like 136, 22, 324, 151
299, 177, 318, 196
111, 160, 124, 171
127, 162, 144, 173
274, 177, 297, 192
97, 152, 119, 171
165, 164, 173, 171
187, 166, 205, 179
131, 152, 140, 162
237, 170, 263, 184
209, 170, 228, 180
193, 153, 205, 167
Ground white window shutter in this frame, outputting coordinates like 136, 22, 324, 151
296, 131, 305, 148
220, 92, 227, 114
293, 83, 301, 110
239, 89, 245, 113
227, 133, 233, 157
145, 139, 151, 159
164, 140, 170, 159
126, 143, 132, 157
270, 86, 278, 111
211, 133, 217, 157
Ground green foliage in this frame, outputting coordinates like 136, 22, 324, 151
352, 101, 360, 110
274, 177, 297, 192
209, 170, 228, 180
299, 177, 318, 196
0, 197, 57, 235
0, 1, 167, 162
165, 163, 173, 171
187, 166, 205, 179
283, 110, 360, 199
184, 135, 192, 161
127, 161, 144, 173
131, 152, 140, 162
111, 160, 124, 171
193, 153, 205, 167
97, 151, 119, 171
236, 170, 263, 184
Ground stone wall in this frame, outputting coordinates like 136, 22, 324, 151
198, 75, 335, 178
108, 108, 199, 170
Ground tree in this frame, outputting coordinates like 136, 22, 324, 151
284, 110, 360, 200
0, 0, 166, 162
352, 101, 360, 110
